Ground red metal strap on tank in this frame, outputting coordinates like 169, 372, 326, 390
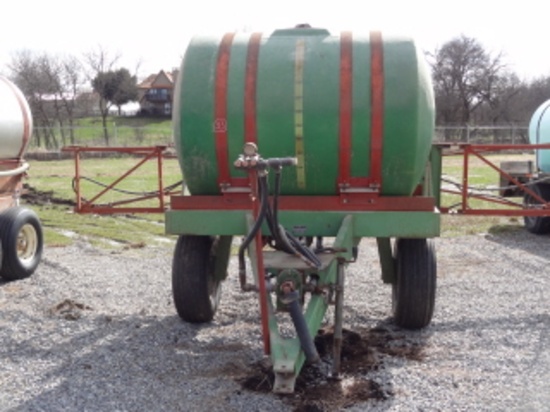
245, 33, 261, 145
337, 31, 353, 189
1, 77, 31, 159
227, 32, 264, 189
214, 32, 262, 190
337, 31, 384, 192
368, 31, 384, 190
214, 32, 236, 190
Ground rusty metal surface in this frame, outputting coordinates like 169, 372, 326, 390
170, 194, 436, 212
62, 146, 180, 214
439, 143, 550, 216
0, 161, 25, 212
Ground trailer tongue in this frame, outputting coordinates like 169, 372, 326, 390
0, 76, 43, 281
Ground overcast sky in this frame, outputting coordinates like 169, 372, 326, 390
1, 0, 548, 81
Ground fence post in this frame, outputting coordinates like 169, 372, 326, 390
113, 122, 118, 146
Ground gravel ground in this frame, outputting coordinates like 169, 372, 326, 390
1, 229, 549, 411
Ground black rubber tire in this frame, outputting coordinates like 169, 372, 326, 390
392, 238, 436, 330
172, 235, 222, 323
523, 183, 550, 234
0, 207, 43, 281
0, 238, 3, 275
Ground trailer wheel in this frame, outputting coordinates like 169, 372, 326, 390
172, 235, 222, 323
0, 207, 43, 281
523, 183, 550, 234
392, 238, 436, 330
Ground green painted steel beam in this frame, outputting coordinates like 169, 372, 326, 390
166, 210, 248, 235
269, 215, 354, 393
333, 215, 355, 262
165, 209, 440, 238
271, 290, 333, 393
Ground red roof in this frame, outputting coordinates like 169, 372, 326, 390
138, 70, 179, 89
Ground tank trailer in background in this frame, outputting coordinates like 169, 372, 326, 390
504, 100, 550, 234
0, 76, 43, 281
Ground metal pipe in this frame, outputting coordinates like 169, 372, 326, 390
0, 162, 29, 177
332, 262, 345, 377
283, 290, 320, 364
251, 172, 271, 355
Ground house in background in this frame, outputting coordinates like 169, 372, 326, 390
137, 69, 179, 116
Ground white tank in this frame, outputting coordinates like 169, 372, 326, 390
0, 76, 33, 160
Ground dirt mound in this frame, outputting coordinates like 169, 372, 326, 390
22, 184, 75, 206
239, 324, 427, 411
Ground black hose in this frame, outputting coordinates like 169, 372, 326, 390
265, 169, 294, 254
264, 198, 278, 240
283, 290, 320, 364
287, 231, 322, 268
272, 168, 282, 232
238, 174, 269, 290
239, 160, 321, 289
441, 174, 550, 193
262, 168, 321, 268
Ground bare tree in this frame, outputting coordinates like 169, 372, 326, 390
428, 36, 506, 133
83, 46, 121, 144
461, 73, 550, 128
82, 45, 121, 77
9, 51, 58, 148
476, 72, 521, 121
524, 76, 550, 113
505, 76, 550, 142
39, 56, 68, 145
59, 56, 84, 144
8, 50, 86, 149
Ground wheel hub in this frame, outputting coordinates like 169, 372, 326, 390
17, 223, 38, 261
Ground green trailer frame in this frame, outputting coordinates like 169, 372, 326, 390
166, 145, 440, 393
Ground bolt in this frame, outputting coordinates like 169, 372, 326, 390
280, 281, 295, 294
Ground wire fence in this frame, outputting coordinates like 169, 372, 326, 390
26, 124, 531, 151
29, 125, 174, 151
434, 125, 529, 144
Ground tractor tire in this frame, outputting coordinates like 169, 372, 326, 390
0, 207, 43, 281
392, 238, 436, 330
523, 183, 550, 234
172, 235, 222, 323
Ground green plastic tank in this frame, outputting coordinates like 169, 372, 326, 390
529, 99, 550, 173
173, 27, 435, 196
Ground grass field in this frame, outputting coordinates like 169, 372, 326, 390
30, 117, 173, 149
20, 152, 532, 249
24, 155, 182, 248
